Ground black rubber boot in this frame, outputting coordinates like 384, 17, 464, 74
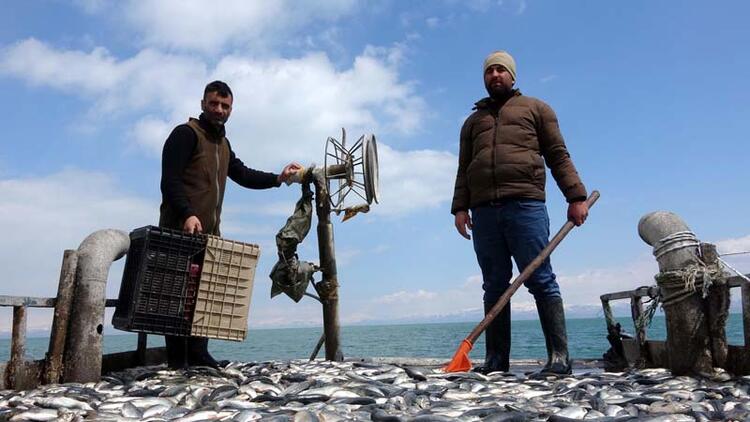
165, 335, 188, 370
187, 337, 221, 368
474, 301, 511, 374
533, 296, 572, 376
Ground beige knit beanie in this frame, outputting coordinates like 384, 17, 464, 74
483, 51, 517, 81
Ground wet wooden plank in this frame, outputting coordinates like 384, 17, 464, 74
600, 286, 659, 301
0, 360, 44, 391
102, 347, 167, 374
0, 296, 55, 307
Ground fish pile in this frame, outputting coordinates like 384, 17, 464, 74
1, 359, 750, 421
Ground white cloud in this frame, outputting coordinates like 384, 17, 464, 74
375, 289, 438, 304
0, 37, 455, 219
715, 234, 750, 255
375, 144, 457, 216
345, 255, 662, 324
540, 74, 558, 83
0, 39, 121, 94
129, 116, 173, 156
0, 39, 426, 160
121, 0, 358, 53
0, 38, 206, 120
0, 169, 156, 302
557, 256, 660, 307
426, 17, 441, 28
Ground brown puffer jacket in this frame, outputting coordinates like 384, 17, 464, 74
451, 90, 586, 214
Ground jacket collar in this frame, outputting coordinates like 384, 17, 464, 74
473, 89, 521, 110
197, 113, 227, 139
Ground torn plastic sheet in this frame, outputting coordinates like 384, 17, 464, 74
269, 182, 318, 302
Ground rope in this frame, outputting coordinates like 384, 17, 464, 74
655, 262, 725, 307
635, 296, 660, 332
635, 232, 729, 329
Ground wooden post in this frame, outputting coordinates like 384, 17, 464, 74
630, 295, 649, 366
8, 306, 27, 389
701, 243, 729, 369
743, 282, 750, 347
45, 250, 78, 384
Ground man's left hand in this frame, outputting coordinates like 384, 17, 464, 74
278, 162, 304, 185
567, 201, 588, 226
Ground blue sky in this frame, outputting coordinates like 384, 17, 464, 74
1, 0, 749, 333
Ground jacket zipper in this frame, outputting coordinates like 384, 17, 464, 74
213, 141, 220, 232
492, 110, 500, 198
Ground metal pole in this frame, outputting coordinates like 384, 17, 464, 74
45, 250, 78, 384
137, 333, 148, 366
312, 170, 343, 361
64, 229, 129, 383
309, 333, 326, 361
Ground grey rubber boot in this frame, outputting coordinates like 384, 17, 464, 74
474, 301, 511, 374
534, 296, 572, 375
165, 335, 188, 369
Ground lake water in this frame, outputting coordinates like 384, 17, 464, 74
1, 314, 745, 363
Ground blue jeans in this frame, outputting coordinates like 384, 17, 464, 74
471, 199, 561, 303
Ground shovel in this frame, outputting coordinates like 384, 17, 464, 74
444, 190, 600, 372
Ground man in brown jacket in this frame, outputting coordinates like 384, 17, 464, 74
160, 80, 301, 368
452, 51, 588, 375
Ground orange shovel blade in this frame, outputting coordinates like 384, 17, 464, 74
443, 339, 474, 372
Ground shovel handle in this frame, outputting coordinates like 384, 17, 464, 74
465, 190, 600, 344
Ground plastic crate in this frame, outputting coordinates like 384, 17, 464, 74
113, 226, 206, 336
190, 235, 259, 341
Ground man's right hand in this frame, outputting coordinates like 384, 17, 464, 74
183, 216, 203, 234
454, 211, 472, 240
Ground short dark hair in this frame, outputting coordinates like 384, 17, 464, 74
204, 80, 233, 99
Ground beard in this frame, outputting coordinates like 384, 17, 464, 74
485, 82, 512, 100
203, 112, 227, 127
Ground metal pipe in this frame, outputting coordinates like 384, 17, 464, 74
637, 211, 713, 375
45, 250, 78, 385
309, 333, 325, 361
312, 169, 343, 361
63, 229, 129, 383
638, 211, 699, 272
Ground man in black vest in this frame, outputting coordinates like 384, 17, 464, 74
160, 80, 300, 368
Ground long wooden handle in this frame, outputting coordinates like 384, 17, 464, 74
465, 190, 600, 344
